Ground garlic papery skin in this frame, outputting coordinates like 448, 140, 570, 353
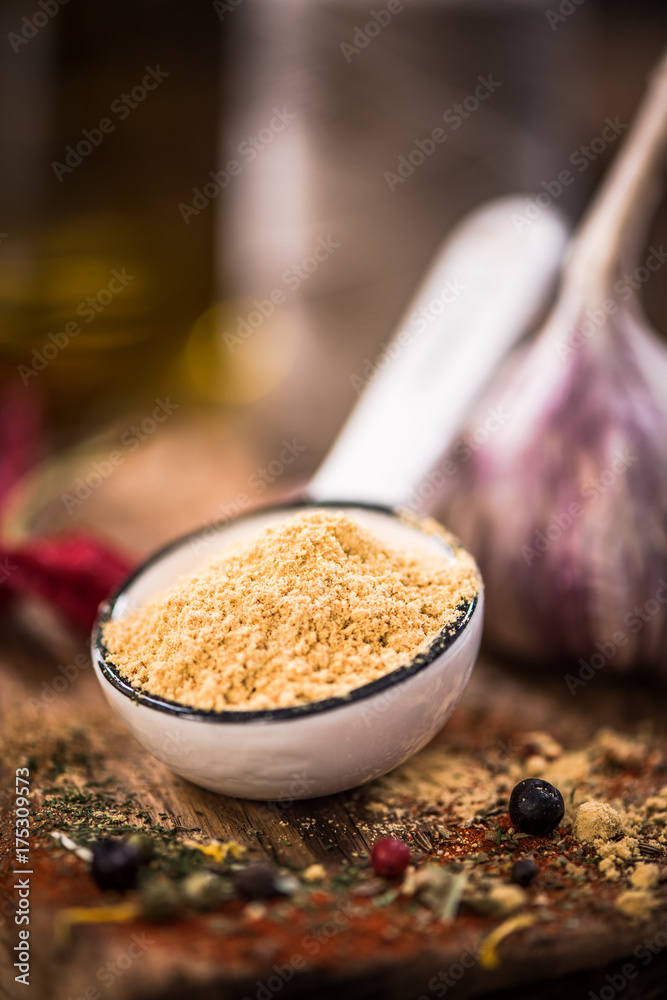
437, 303, 667, 670
435, 49, 667, 672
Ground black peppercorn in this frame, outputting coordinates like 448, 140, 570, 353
510, 858, 540, 887
91, 838, 141, 892
234, 862, 279, 899
509, 778, 565, 836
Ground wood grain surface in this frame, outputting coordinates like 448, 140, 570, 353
1, 607, 667, 1000
1, 421, 667, 1000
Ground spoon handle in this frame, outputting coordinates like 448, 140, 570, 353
307, 196, 569, 510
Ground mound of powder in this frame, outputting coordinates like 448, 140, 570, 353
102, 510, 480, 711
573, 801, 624, 843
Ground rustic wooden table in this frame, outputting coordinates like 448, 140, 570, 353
1, 418, 666, 1000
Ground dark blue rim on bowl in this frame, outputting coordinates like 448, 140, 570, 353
92, 500, 480, 724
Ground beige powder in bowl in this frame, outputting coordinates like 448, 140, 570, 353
101, 510, 480, 712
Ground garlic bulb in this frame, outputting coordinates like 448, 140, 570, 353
437, 49, 667, 674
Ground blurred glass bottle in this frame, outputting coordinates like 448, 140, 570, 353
0, 0, 218, 439
218, 0, 590, 463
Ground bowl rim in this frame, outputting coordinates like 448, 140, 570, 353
92, 500, 480, 724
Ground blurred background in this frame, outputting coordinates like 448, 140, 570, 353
0, 0, 666, 558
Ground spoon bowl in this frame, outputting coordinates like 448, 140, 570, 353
92, 502, 483, 800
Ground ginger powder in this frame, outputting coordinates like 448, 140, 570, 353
102, 510, 479, 711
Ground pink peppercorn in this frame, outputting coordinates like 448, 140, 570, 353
371, 838, 411, 878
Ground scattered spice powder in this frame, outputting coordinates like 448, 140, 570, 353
614, 889, 659, 922
102, 510, 479, 711
572, 802, 624, 843
3, 664, 667, 986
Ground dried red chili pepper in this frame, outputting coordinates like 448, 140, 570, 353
0, 382, 135, 632
0, 532, 133, 632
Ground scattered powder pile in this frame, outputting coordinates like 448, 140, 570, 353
102, 510, 479, 711
594, 728, 647, 770
614, 889, 659, 922
597, 837, 639, 879
572, 801, 624, 843
372, 743, 492, 820
630, 864, 661, 891
485, 884, 528, 917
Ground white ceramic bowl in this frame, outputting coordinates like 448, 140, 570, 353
92, 502, 483, 800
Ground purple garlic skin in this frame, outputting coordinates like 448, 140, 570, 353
436, 49, 667, 673
436, 302, 667, 674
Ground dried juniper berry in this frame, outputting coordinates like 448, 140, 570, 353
509, 778, 564, 837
